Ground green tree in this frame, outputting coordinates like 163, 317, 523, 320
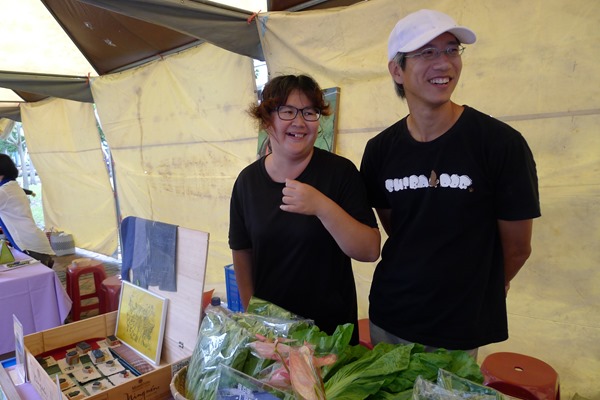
0, 122, 37, 187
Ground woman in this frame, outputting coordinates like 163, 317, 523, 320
229, 74, 380, 343
0, 154, 55, 267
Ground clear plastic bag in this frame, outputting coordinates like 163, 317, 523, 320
216, 364, 294, 400
436, 369, 507, 400
413, 370, 508, 400
185, 300, 314, 400
185, 304, 250, 400
412, 375, 498, 400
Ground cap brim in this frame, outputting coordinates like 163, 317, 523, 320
399, 26, 476, 53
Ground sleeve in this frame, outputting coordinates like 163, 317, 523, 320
228, 176, 252, 250
360, 137, 390, 209
0, 186, 9, 210
491, 127, 541, 221
338, 159, 378, 228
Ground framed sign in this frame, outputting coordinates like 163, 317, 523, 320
12, 315, 26, 385
115, 281, 168, 365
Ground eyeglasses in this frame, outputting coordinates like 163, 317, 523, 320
404, 45, 465, 60
276, 105, 321, 121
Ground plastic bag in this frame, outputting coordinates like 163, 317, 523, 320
436, 369, 507, 400
216, 364, 294, 400
412, 375, 498, 400
185, 300, 314, 400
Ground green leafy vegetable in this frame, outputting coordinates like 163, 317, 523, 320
323, 344, 483, 400
324, 342, 413, 399
185, 297, 484, 400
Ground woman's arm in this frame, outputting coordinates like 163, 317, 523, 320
232, 248, 254, 309
281, 179, 381, 262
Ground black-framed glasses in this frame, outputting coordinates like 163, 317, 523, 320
276, 105, 321, 121
404, 45, 465, 60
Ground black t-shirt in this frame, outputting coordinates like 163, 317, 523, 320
229, 147, 377, 339
360, 106, 540, 349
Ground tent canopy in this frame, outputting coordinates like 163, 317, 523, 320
0, 0, 360, 120
0, 2, 598, 398
0, 0, 262, 120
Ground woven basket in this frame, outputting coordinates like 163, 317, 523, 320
170, 366, 189, 400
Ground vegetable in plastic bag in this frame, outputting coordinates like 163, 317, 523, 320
412, 375, 497, 400
436, 369, 507, 400
185, 298, 315, 400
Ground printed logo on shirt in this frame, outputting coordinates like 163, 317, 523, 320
384, 170, 472, 192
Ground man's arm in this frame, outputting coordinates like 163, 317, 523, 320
375, 208, 392, 237
498, 219, 533, 290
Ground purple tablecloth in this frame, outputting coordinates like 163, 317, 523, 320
2, 364, 43, 399
16, 382, 43, 399
0, 257, 72, 356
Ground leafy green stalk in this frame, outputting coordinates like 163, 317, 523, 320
324, 343, 413, 399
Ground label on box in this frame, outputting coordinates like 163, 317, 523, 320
57, 358, 83, 375
83, 378, 114, 394
72, 364, 101, 383
63, 387, 86, 400
107, 369, 136, 386
97, 359, 125, 376
54, 373, 76, 391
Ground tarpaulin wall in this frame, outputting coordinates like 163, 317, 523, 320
20, 98, 117, 255
90, 42, 258, 284
257, 0, 599, 398
12, 1, 598, 398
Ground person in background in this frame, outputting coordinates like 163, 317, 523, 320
229, 74, 381, 344
0, 154, 55, 267
360, 9, 540, 357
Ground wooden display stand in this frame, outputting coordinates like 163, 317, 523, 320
24, 226, 209, 400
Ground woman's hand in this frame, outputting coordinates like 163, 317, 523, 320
280, 179, 380, 262
280, 179, 325, 216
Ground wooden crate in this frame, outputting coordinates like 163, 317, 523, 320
24, 226, 209, 400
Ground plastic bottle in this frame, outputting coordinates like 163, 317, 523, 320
204, 296, 232, 318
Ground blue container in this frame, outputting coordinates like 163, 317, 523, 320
1, 357, 16, 368
224, 264, 244, 312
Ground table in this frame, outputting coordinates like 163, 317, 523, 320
0, 253, 72, 356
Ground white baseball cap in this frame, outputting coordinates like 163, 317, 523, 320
388, 9, 476, 61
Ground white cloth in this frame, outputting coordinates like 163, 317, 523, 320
21, 98, 118, 256
0, 180, 54, 255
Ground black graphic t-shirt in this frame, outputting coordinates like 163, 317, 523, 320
230, 147, 378, 341
360, 106, 540, 349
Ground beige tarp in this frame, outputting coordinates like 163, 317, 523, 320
90, 42, 258, 284
257, 0, 600, 396
20, 98, 117, 255
12, 0, 598, 398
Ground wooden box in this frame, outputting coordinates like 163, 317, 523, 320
24, 226, 209, 400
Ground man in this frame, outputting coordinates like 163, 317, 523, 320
360, 9, 540, 356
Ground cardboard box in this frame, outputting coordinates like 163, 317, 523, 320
25, 226, 209, 400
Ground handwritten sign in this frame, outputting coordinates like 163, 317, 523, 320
115, 281, 168, 365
